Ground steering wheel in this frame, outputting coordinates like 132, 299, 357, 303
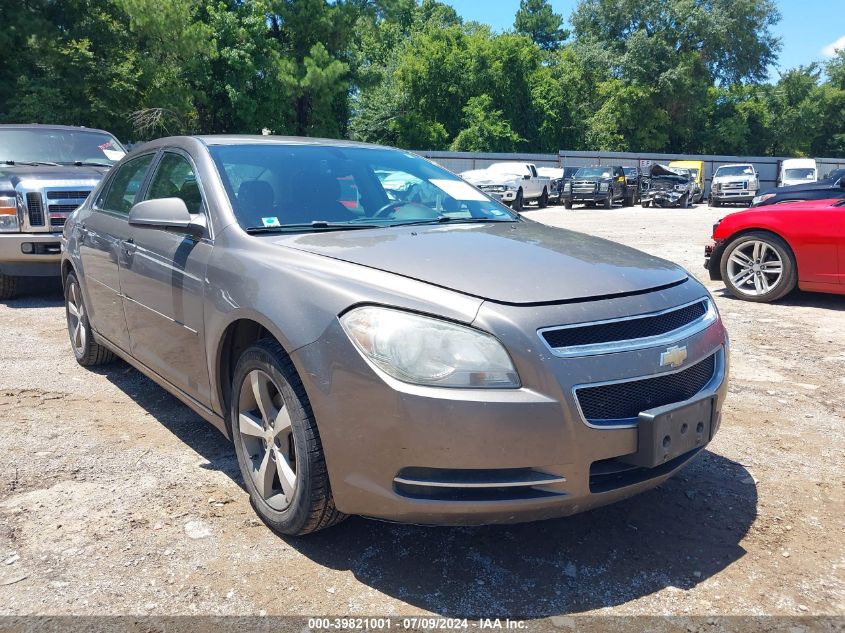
372, 200, 436, 219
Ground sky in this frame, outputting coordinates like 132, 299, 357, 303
445, 0, 844, 81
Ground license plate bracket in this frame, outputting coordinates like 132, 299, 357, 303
620, 396, 714, 468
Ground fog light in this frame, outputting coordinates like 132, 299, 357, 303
21, 243, 33, 254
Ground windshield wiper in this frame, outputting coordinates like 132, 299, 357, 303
245, 221, 382, 234
61, 161, 113, 167
388, 216, 516, 227
2, 160, 60, 166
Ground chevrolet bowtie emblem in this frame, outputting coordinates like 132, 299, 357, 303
660, 345, 688, 368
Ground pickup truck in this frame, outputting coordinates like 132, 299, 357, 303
0, 124, 125, 298
709, 163, 759, 206
562, 165, 635, 209
461, 162, 550, 212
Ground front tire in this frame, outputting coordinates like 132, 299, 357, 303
231, 338, 346, 536
719, 232, 797, 302
0, 273, 18, 300
65, 272, 115, 366
512, 189, 523, 213
564, 199, 573, 209
603, 195, 612, 209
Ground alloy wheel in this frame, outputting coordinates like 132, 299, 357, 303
237, 369, 298, 511
66, 280, 87, 355
726, 239, 784, 296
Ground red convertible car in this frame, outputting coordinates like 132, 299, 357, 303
705, 198, 845, 302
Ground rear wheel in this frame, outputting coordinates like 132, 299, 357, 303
0, 273, 18, 300
719, 232, 797, 302
65, 272, 115, 366
231, 338, 346, 536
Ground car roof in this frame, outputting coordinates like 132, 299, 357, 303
0, 123, 117, 136
716, 163, 754, 168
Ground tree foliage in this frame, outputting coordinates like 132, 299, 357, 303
1, 0, 843, 157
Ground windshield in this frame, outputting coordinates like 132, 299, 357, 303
562, 167, 579, 178
622, 167, 638, 176
0, 128, 125, 165
688, 168, 700, 179
716, 165, 754, 177
784, 168, 815, 180
209, 144, 517, 231
575, 167, 612, 178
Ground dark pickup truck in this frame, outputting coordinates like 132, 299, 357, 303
0, 124, 124, 298
562, 165, 637, 209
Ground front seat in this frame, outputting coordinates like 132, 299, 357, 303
290, 171, 356, 224
237, 180, 276, 227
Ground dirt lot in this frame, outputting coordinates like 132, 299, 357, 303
0, 204, 842, 619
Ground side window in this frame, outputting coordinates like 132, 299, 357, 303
144, 152, 204, 214
530, 165, 537, 177
99, 154, 154, 215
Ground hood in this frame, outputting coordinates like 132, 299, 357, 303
462, 170, 521, 186
760, 177, 844, 196
272, 221, 688, 304
0, 164, 109, 192
648, 164, 688, 180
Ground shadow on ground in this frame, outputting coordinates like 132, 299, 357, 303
95, 356, 758, 619
715, 287, 845, 310
0, 281, 63, 309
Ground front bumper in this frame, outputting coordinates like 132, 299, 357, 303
479, 189, 517, 203
293, 284, 729, 525
563, 191, 611, 203
0, 233, 63, 277
712, 189, 756, 204
641, 189, 688, 207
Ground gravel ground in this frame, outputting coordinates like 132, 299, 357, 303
0, 204, 842, 618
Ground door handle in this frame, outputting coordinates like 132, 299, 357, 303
121, 238, 136, 255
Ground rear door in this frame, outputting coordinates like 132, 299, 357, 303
118, 150, 213, 405
78, 153, 155, 352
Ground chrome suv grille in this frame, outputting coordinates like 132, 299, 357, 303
26, 193, 45, 226
44, 189, 91, 228
575, 353, 716, 424
542, 300, 707, 350
722, 181, 747, 190
572, 180, 596, 193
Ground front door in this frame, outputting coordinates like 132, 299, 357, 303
118, 151, 213, 406
77, 153, 155, 352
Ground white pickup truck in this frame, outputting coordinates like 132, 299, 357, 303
461, 162, 551, 212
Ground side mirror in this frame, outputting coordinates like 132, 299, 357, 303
523, 174, 530, 180
129, 198, 203, 237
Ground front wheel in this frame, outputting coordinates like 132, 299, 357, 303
0, 273, 18, 300
603, 195, 612, 209
231, 338, 346, 536
719, 232, 797, 302
65, 272, 115, 366
563, 199, 573, 209
512, 189, 523, 213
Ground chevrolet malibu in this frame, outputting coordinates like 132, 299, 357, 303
62, 136, 729, 535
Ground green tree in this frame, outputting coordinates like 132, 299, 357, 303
514, 0, 568, 51
450, 95, 524, 151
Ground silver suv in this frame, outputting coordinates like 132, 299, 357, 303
61, 136, 729, 535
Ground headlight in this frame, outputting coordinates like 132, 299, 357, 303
0, 196, 19, 233
599, 182, 609, 191
563, 182, 571, 192
674, 184, 686, 191
751, 193, 775, 206
340, 306, 520, 389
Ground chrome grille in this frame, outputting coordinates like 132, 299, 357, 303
45, 188, 92, 229
542, 301, 707, 350
575, 353, 716, 424
572, 180, 596, 193
46, 190, 89, 201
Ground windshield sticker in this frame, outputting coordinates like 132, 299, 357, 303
261, 217, 281, 228
429, 179, 489, 201
102, 149, 126, 161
